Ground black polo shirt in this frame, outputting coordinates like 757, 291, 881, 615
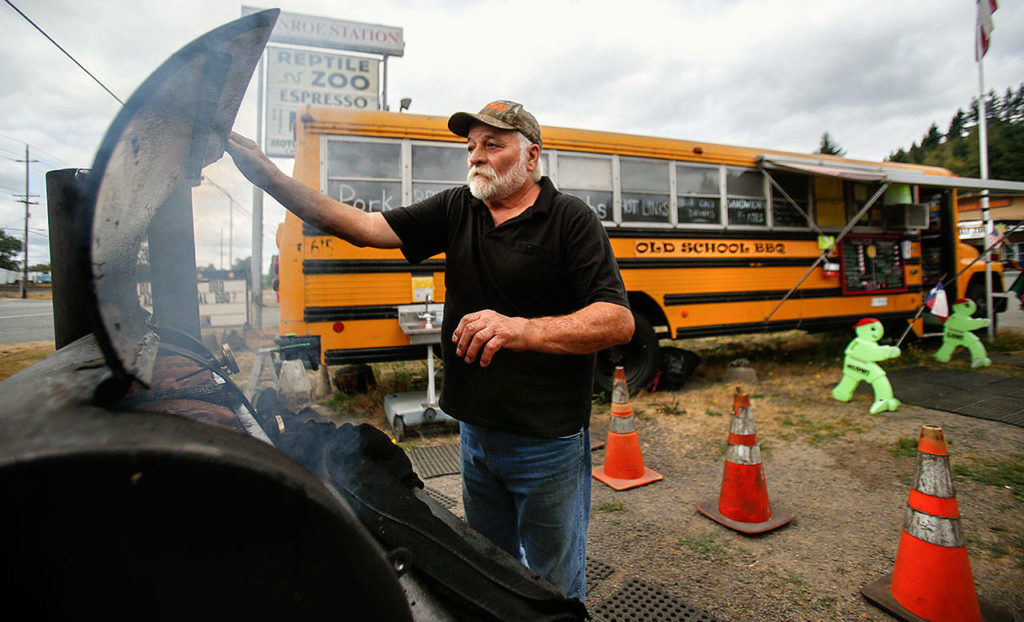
382, 177, 629, 438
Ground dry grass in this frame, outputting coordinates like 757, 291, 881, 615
0, 341, 55, 381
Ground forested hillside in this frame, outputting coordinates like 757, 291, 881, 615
887, 83, 1024, 182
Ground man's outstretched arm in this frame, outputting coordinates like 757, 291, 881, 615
226, 133, 401, 249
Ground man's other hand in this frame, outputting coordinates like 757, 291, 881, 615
453, 309, 530, 367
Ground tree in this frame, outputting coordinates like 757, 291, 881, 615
0, 230, 22, 271
921, 123, 942, 149
946, 108, 967, 140
887, 148, 910, 163
814, 132, 846, 156
230, 256, 250, 275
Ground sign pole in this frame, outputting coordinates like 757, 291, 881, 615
251, 52, 265, 330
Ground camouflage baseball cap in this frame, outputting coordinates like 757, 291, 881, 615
448, 100, 542, 147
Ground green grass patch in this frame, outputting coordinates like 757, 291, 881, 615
952, 454, 1024, 498
705, 409, 723, 417
657, 399, 685, 416
776, 412, 865, 446
892, 437, 919, 459
676, 532, 729, 557
595, 500, 625, 513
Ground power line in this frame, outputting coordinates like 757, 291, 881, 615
4, 0, 124, 106
0, 134, 73, 168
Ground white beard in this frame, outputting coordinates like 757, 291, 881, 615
467, 155, 531, 202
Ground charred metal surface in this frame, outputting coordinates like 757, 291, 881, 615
0, 12, 429, 620
46, 169, 96, 349
86, 10, 277, 390
148, 182, 202, 340
0, 334, 116, 417
0, 406, 412, 620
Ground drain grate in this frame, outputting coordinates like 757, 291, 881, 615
990, 351, 1024, 367
407, 443, 461, 479
878, 367, 1024, 429
593, 578, 723, 621
987, 377, 1024, 399
424, 486, 458, 510
953, 395, 1024, 427
586, 557, 615, 594
890, 367, 1001, 392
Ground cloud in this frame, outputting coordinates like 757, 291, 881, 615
2, 0, 1022, 270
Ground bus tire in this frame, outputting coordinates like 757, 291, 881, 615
594, 313, 659, 395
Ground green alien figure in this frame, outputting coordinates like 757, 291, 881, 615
934, 297, 992, 368
832, 318, 901, 414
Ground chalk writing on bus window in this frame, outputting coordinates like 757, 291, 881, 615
678, 196, 720, 224
562, 189, 612, 220
622, 193, 669, 222
412, 182, 460, 203
329, 181, 401, 212
727, 198, 766, 225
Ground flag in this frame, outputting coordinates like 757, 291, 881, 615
924, 281, 949, 320
976, 0, 998, 60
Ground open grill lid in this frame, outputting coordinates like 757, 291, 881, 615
85, 10, 278, 389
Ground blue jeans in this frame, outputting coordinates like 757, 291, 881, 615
459, 423, 591, 601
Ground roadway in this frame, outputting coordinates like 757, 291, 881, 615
0, 293, 1017, 347
0, 297, 280, 345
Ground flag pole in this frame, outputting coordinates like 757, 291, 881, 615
976, 2, 995, 339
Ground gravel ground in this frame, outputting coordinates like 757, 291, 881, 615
236, 327, 1024, 622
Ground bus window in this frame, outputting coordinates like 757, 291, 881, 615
412, 144, 465, 203
848, 181, 884, 227
621, 158, 670, 226
326, 139, 401, 212
557, 154, 613, 222
770, 170, 810, 228
676, 163, 721, 225
327, 140, 400, 178
815, 176, 846, 227
726, 168, 767, 226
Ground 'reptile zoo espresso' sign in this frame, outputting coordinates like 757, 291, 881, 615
265, 46, 380, 157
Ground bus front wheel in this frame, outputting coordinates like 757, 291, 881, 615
594, 313, 659, 395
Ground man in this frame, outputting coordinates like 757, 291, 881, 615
227, 100, 634, 600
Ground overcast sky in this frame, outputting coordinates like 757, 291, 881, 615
1, 0, 1022, 272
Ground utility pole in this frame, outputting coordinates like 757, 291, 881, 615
202, 176, 236, 269
15, 144, 39, 299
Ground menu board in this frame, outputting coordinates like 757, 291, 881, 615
840, 235, 907, 294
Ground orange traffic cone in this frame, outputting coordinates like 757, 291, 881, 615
862, 425, 1012, 622
697, 388, 793, 534
592, 366, 663, 491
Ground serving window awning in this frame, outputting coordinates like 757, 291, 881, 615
759, 154, 1024, 193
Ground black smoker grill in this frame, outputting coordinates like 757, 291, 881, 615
0, 11, 417, 620
0, 11, 585, 622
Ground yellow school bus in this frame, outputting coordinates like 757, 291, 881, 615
276, 107, 1011, 391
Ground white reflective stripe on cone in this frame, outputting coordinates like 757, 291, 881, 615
612, 382, 628, 404
730, 407, 757, 435
610, 415, 636, 434
725, 443, 762, 465
915, 453, 956, 498
903, 506, 966, 548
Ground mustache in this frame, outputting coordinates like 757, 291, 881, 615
467, 166, 498, 182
